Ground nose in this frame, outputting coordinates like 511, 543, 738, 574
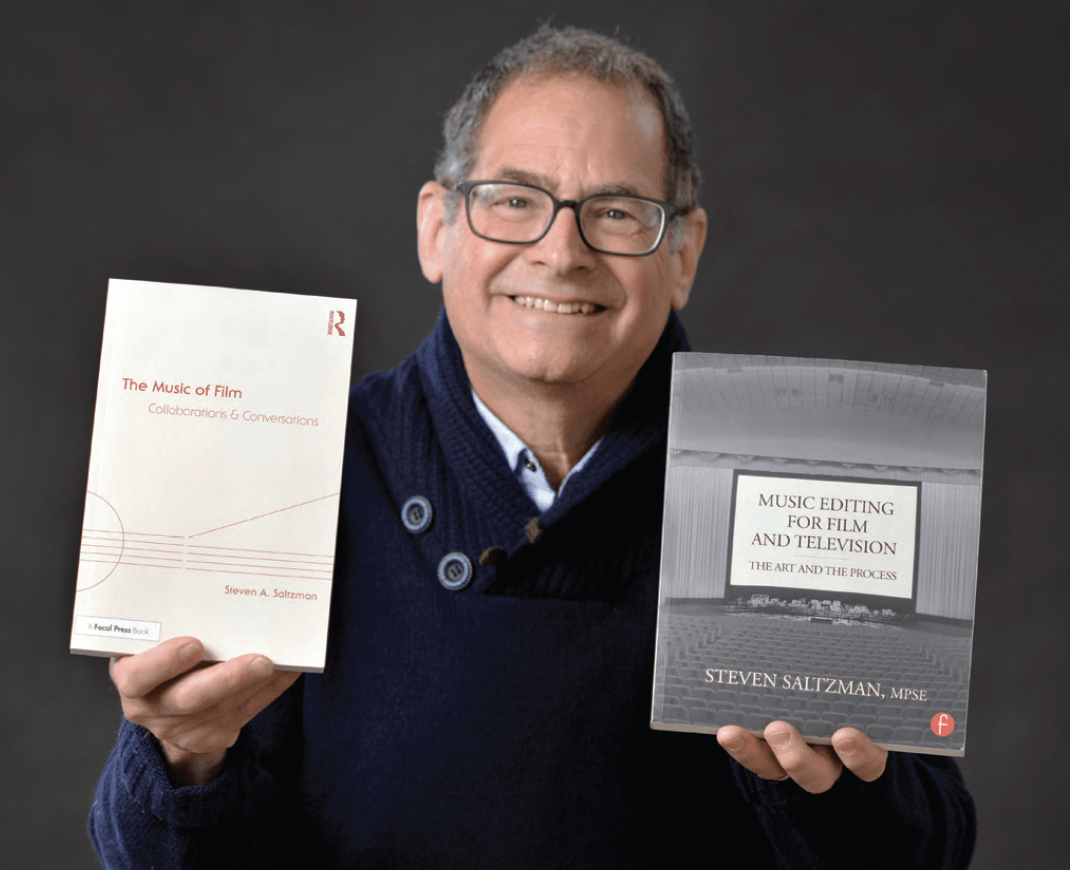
527, 204, 596, 273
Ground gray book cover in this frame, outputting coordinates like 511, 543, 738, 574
651, 353, 985, 756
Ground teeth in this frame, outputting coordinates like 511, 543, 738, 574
513, 296, 598, 315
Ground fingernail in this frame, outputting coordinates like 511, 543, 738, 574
724, 736, 745, 753
250, 657, 274, 679
766, 730, 791, 749
179, 643, 199, 662
837, 737, 858, 755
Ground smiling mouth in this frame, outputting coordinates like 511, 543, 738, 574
511, 295, 604, 315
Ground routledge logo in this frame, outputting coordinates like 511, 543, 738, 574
327, 310, 346, 336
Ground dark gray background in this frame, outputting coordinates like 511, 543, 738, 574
2, 1, 1066, 866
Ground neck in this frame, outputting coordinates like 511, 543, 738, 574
467, 365, 632, 491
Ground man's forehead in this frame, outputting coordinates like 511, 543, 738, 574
495, 165, 646, 199
471, 73, 667, 195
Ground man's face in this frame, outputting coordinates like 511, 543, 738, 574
418, 74, 705, 403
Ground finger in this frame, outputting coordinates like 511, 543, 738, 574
717, 725, 790, 781
831, 728, 888, 782
232, 669, 302, 721
152, 670, 302, 757
211, 666, 300, 724
110, 637, 205, 699
145, 677, 256, 745
764, 721, 843, 794
159, 653, 277, 716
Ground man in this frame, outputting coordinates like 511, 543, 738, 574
91, 26, 975, 868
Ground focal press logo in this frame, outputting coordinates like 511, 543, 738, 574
327, 310, 346, 337
930, 712, 955, 737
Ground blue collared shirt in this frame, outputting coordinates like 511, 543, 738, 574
471, 390, 602, 513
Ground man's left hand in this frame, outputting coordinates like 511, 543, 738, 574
717, 721, 887, 794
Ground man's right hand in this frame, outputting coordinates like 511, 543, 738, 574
110, 636, 301, 787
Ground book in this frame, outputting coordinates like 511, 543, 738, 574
70, 279, 356, 672
651, 353, 985, 755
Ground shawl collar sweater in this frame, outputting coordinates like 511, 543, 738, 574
89, 310, 975, 869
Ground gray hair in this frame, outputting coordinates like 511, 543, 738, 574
435, 25, 702, 233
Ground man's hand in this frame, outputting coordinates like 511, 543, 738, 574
110, 636, 301, 787
717, 721, 887, 794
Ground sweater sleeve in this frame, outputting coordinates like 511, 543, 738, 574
88, 684, 306, 870
731, 751, 975, 869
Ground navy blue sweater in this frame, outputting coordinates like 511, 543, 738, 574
89, 311, 975, 868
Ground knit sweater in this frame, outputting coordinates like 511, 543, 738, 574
89, 310, 976, 869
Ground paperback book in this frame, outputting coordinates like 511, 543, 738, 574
651, 353, 985, 755
70, 279, 356, 672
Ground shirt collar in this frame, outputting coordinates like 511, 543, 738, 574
415, 307, 689, 528
470, 389, 601, 513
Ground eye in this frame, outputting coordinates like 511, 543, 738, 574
591, 203, 640, 224
484, 194, 529, 209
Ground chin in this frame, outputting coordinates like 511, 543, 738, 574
496, 348, 596, 386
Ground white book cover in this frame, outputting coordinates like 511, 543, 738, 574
70, 279, 356, 672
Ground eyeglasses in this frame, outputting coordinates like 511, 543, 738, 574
454, 180, 681, 257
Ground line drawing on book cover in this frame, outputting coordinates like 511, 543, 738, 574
77, 491, 339, 592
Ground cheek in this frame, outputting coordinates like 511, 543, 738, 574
615, 262, 673, 314
443, 237, 517, 298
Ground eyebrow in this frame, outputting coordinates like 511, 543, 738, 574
493, 166, 645, 199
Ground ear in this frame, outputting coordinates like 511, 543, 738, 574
668, 206, 708, 311
416, 181, 449, 284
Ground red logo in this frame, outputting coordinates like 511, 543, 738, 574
327, 310, 346, 336
930, 712, 955, 737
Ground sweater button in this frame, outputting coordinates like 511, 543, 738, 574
401, 495, 433, 534
437, 552, 473, 591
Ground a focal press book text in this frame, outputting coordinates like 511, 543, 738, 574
651, 354, 984, 755
70, 279, 356, 672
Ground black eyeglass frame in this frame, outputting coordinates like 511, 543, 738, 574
454, 180, 683, 257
